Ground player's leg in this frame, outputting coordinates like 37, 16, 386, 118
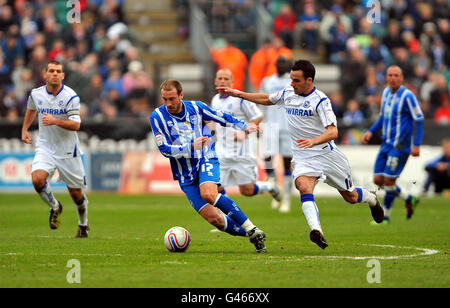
383, 149, 418, 220
295, 175, 328, 249
31, 152, 63, 229
67, 187, 89, 238
57, 156, 89, 237
279, 156, 293, 213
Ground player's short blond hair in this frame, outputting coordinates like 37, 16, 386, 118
160, 79, 183, 95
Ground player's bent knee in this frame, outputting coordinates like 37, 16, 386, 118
239, 185, 254, 196
200, 192, 218, 205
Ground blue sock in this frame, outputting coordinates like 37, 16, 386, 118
356, 187, 363, 203
384, 190, 396, 210
213, 194, 248, 225
222, 215, 247, 236
252, 183, 259, 196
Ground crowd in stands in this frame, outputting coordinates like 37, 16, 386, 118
0, 0, 449, 128
0, 0, 156, 122
203, 0, 449, 126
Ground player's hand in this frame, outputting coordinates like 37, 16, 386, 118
193, 137, 211, 150
21, 130, 32, 144
215, 87, 242, 98
42, 113, 57, 126
234, 131, 247, 142
296, 138, 315, 149
362, 131, 372, 144
411, 146, 420, 157
245, 122, 262, 135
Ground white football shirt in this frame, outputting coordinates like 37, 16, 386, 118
27, 84, 83, 159
269, 86, 337, 158
211, 94, 263, 158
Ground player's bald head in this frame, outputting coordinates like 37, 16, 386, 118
387, 65, 403, 76
216, 68, 234, 80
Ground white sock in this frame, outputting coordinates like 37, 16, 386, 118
38, 182, 59, 210
75, 195, 89, 226
383, 206, 392, 219
241, 219, 256, 232
302, 201, 322, 233
255, 181, 273, 194
357, 187, 377, 207
396, 186, 409, 200
283, 175, 292, 196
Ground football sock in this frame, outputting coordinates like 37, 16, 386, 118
383, 186, 397, 219
355, 187, 377, 207
213, 194, 248, 226
254, 181, 273, 195
395, 185, 410, 201
38, 182, 59, 210
74, 194, 88, 226
284, 171, 293, 197
221, 213, 247, 236
301, 194, 323, 233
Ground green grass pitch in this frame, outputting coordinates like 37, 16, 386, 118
0, 193, 448, 288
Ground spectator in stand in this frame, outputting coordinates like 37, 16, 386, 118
298, 1, 320, 51
340, 41, 367, 102
48, 38, 65, 61
272, 3, 296, 49
363, 35, 390, 66
121, 60, 152, 96
383, 20, 404, 52
430, 74, 450, 117
328, 91, 345, 119
103, 69, 125, 99
248, 36, 292, 91
423, 138, 450, 194
328, 21, 350, 64
81, 73, 104, 110
342, 99, 365, 126
434, 95, 450, 125
401, 31, 420, 55
211, 38, 248, 91
0, 5, 15, 34
319, 4, 352, 58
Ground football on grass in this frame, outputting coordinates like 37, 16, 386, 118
164, 226, 191, 252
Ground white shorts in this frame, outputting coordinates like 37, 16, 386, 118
292, 148, 355, 192
32, 149, 87, 189
219, 157, 258, 187
261, 128, 293, 158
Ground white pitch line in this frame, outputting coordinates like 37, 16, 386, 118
1, 244, 440, 260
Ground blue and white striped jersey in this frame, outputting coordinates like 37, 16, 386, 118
369, 85, 424, 151
150, 100, 248, 184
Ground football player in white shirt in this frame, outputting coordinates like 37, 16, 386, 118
21, 61, 89, 238
259, 56, 293, 213
217, 59, 384, 249
211, 68, 281, 202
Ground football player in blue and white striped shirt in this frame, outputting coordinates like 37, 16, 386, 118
363, 65, 424, 223
150, 79, 267, 253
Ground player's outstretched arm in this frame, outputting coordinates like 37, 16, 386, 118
216, 87, 273, 106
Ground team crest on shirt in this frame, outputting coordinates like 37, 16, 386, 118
38, 100, 43, 106
189, 115, 198, 124
58, 100, 64, 107
167, 120, 173, 127
303, 101, 311, 108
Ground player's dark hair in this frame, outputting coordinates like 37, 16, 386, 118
276, 56, 292, 76
46, 60, 64, 72
291, 59, 315, 81
160, 79, 183, 95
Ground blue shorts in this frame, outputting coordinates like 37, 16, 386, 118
180, 158, 221, 212
374, 144, 410, 178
